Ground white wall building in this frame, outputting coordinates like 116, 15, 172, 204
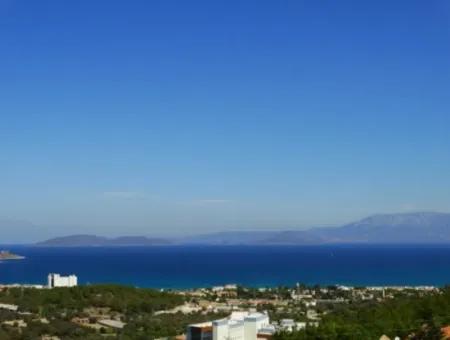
47, 273, 78, 288
0, 303, 18, 312
188, 311, 271, 340
209, 311, 270, 340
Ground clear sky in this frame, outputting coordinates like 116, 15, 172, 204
1, 0, 450, 242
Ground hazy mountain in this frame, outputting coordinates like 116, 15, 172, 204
259, 230, 324, 245
181, 212, 450, 245
36, 235, 171, 247
108, 236, 171, 246
308, 213, 450, 243
178, 231, 280, 245
35, 212, 450, 246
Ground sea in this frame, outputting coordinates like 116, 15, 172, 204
1, 245, 449, 289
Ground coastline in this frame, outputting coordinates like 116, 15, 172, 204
0, 255, 26, 260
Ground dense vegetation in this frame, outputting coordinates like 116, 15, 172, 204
2, 284, 450, 339
275, 287, 450, 340
0, 285, 224, 339
0, 285, 183, 315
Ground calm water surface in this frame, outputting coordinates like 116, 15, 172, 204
0, 245, 448, 288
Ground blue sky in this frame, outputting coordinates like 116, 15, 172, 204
1, 0, 450, 241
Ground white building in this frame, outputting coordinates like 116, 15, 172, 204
0, 303, 18, 312
98, 319, 126, 329
188, 311, 270, 340
47, 273, 78, 288
212, 286, 225, 292
224, 284, 237, 290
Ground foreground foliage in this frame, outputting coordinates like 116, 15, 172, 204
2, 284, 450, 339
1, 284, 183, 315
275, 287, 450, 340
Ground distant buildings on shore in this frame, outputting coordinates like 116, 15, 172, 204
0, 273, 78, 289
47, 273, 78, 288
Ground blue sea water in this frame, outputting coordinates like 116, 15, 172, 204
0, 245, 449, 288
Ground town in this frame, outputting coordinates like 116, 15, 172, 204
0, 274, 442, 339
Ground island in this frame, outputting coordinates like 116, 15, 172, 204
36, 235, 172, 247
0, 250, 25, 260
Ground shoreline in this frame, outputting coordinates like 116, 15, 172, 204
0, 281, 440, 292
0, 256, 26, 260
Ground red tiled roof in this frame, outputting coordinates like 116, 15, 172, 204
441, 326, 450, 339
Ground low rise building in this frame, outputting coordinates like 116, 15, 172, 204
187, 311, 270, 340
2, 319, 27, 328
0, 303, 18, 312
279, 319, 296, 332
98, 319, 126, 329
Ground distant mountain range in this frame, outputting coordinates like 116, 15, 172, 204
36, 212, 450, 246
36, 235, 171, 247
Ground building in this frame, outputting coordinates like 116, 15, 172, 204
0, 303, 18, 312
224, 284, 238, 290
98, 319, 126, 329
186, 321, 213, 340
47, 273, 78, 288
279, 319, 296, 332
188, 311, 270, 340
